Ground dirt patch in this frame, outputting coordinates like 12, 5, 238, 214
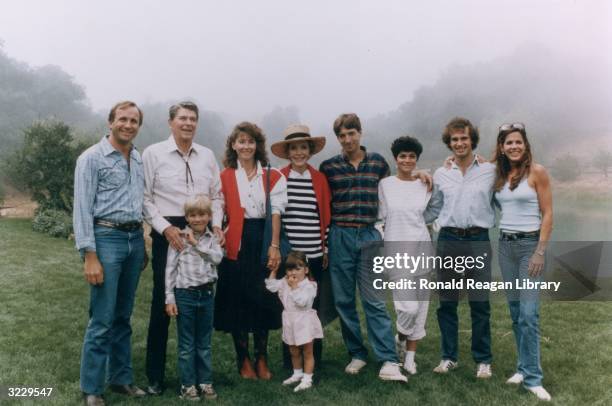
0, 189, 37, 218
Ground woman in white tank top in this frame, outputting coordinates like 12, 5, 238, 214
493, 123, 553, 402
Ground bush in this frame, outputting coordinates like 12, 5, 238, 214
551, 153, 581, 182
5, 120, 89, 212
32, 208, 73, 238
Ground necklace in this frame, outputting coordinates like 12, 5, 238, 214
246, 166, 257, 180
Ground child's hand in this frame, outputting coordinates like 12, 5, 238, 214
184, 229, 197, 246
287, 274, 298, 289
165, 304, 178, 317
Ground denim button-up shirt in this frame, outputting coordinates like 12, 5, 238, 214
424, 158, 496, 229
73, 135, 145, 252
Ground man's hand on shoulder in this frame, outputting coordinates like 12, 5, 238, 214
163, 226, 185, 251
213, 226, 226, 247
414, 169, 433, 191
84, 251, 104, 285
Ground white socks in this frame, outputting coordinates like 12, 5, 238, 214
405, 351, 415, 364
293, 369, 304, 377
302, 373, 313, 383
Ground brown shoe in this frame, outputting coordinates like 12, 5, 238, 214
239, 357, 258, 380
108, 384, 147, 397
256, 356, 272, 380
83, 393, 105, 406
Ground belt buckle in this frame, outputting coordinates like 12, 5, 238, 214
457, 228, 467, 237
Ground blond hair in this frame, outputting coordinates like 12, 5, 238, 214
184, 194, 212, 216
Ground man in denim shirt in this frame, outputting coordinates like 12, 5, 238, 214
425, 117, 496, 380
73, 101, 147, 406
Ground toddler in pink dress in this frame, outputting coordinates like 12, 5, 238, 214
266, 251, 323, 392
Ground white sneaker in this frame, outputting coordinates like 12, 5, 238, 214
294, 378, 313, 392
476, 363, 492, 379
282, 373, 304, 386
433, 359, 458, 374
395, 335, 406, 363
344, 358, 367, 375
526, 386, 552, 401
506, 372, 524, 385
179, 385, 200, 401
403, 360, 417, 375
378, 361, 408, 382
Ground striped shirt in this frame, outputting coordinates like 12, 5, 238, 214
319, 147, 390, 225
73, 135, 144, 252
283, 169, 323, 258
165, 228, 224, 305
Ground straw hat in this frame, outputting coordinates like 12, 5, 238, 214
271, 124, 326, 159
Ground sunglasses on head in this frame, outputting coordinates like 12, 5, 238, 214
499, 122, 525, 132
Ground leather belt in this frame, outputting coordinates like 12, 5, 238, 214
500, 230, 540, 241
187, 282, 215, 291
94, 219, 142, 232
441, 226, 488, 237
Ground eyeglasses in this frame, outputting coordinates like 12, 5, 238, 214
499, 122, 525, 132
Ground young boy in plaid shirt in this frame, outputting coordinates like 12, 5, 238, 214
165, 195, 223, 400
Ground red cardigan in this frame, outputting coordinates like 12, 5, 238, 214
221, 167, 283, 260
280, 164, 331, 251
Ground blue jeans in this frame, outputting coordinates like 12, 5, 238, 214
80, 225, 144, 395
328, 225, 397, 363
498, 234, 544, 387
436, 228, 492, 364
175, 288, 215, 386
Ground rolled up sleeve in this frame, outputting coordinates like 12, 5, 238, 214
270, 171, 288, 215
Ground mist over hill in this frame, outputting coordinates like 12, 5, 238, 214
1, 43, 610, 168
366, 44, 612, 167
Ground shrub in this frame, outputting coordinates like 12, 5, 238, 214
551, 153, 581, 182
5, 120, 89, 212
32, 208, 73, 238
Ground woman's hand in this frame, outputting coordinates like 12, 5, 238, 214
267, 246, 281, 272
322, 253, 329, 270
528, 252, 545, 277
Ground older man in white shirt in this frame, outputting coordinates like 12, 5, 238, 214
142, 101, 224, 395
425, 117, 495, 380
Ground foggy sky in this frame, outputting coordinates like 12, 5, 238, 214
1, 0, 610, 133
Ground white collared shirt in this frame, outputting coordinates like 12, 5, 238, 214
143, 136, 224, 233
235, 160, 287, 219
424, 158, 496, 229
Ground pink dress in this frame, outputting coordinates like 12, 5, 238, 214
265, 278, 324, 346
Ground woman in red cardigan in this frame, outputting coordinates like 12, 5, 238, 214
271, 124, 336, 374
214, 122, 287, 380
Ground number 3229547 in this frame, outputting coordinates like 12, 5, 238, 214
7, 387, 54, 397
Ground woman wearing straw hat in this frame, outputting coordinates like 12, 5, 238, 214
271, 124, 337, 374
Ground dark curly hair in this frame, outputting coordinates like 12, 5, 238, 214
223, 121, 269, 169
441, 117, 479, 150
391, 135, 423, 159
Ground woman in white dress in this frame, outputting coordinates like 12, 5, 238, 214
378, 136, 432, 375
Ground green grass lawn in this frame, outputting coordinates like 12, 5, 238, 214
1, 218, 611, 405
